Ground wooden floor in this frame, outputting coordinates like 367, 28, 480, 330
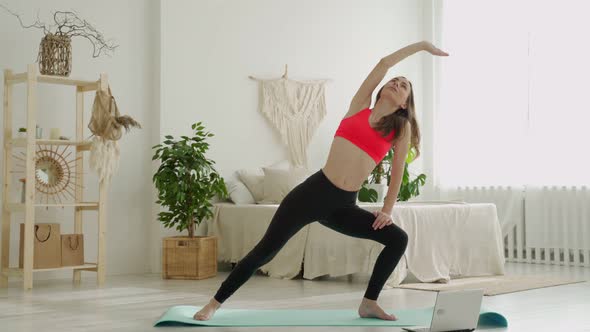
0, 262, 589, 331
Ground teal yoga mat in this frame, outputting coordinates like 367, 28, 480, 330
154, 305, 508, 327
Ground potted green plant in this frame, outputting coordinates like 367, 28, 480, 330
17, 127, 27, 138
362, 149, 393, 202
152, 122, 228, 280
358, 145, 426, 202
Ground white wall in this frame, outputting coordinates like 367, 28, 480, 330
1, 0, 436, 280
154, 0, 429, 273
0, 0, 159, 280
421, 0, 442, 201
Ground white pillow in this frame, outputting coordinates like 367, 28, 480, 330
236, 168, 265, 202
236, 160, 290, 203
259, 166, 311, 204
225, 179, 256, 204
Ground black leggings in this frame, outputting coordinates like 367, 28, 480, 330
213, 168, 408, 303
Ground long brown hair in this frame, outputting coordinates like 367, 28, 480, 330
374, 78, 421, 160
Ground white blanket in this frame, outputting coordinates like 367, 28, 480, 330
206, 201, 505, 286
207, 203, 308, 279
304, 202, 506, 286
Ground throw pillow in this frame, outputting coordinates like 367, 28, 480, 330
236, 168, 265, 202
225, 179, 256, 204
259, 166, 310, 204
236, 159, 290, 203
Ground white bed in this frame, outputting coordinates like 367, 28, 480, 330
206, 201, 505, 288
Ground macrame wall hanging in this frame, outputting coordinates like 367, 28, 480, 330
249, 65, 329, 168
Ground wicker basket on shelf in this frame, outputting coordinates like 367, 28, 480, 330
37, 33, 72, 77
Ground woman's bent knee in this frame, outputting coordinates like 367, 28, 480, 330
399, 228, 409, 248
383, 225, 408, 249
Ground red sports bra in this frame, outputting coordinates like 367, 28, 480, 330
334, 108, 395, 164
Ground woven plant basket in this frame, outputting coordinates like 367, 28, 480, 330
162, 235, 217, 280
37, 33, 72, 77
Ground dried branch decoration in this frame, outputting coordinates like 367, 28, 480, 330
0, 4, 118, 58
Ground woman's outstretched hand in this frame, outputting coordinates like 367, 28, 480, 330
421, 41, 449, 56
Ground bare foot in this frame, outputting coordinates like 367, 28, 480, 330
193, 298, 221, 321
358, 298, 397, 321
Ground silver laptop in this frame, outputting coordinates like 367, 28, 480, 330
402, 289, 484, 332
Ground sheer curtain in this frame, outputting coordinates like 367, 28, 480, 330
436, 0, 590, 188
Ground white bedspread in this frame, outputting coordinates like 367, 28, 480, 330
207, 203, 309, 278
206, 201, 505, 286
304, 202, 506, 287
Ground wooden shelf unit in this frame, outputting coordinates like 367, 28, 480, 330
6, 138, 93, 150
1, 64, 109, 290
1, 263, 98, 278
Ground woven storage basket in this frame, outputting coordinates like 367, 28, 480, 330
37, 33, 72, 77
162, 236, 217, 280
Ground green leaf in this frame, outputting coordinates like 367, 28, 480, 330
406, 146, 416, 164
358, 186, 378, 202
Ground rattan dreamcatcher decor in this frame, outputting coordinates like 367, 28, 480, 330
13, 144, 83, 205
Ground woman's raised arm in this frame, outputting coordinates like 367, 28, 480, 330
345, 41, 448, 118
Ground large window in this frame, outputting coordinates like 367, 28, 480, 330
437, 0, 590, 187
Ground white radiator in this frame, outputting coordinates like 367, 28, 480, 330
523, 185, 590, 267
440, 185, 590, 267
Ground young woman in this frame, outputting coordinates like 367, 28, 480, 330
195, 41, 449, 321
